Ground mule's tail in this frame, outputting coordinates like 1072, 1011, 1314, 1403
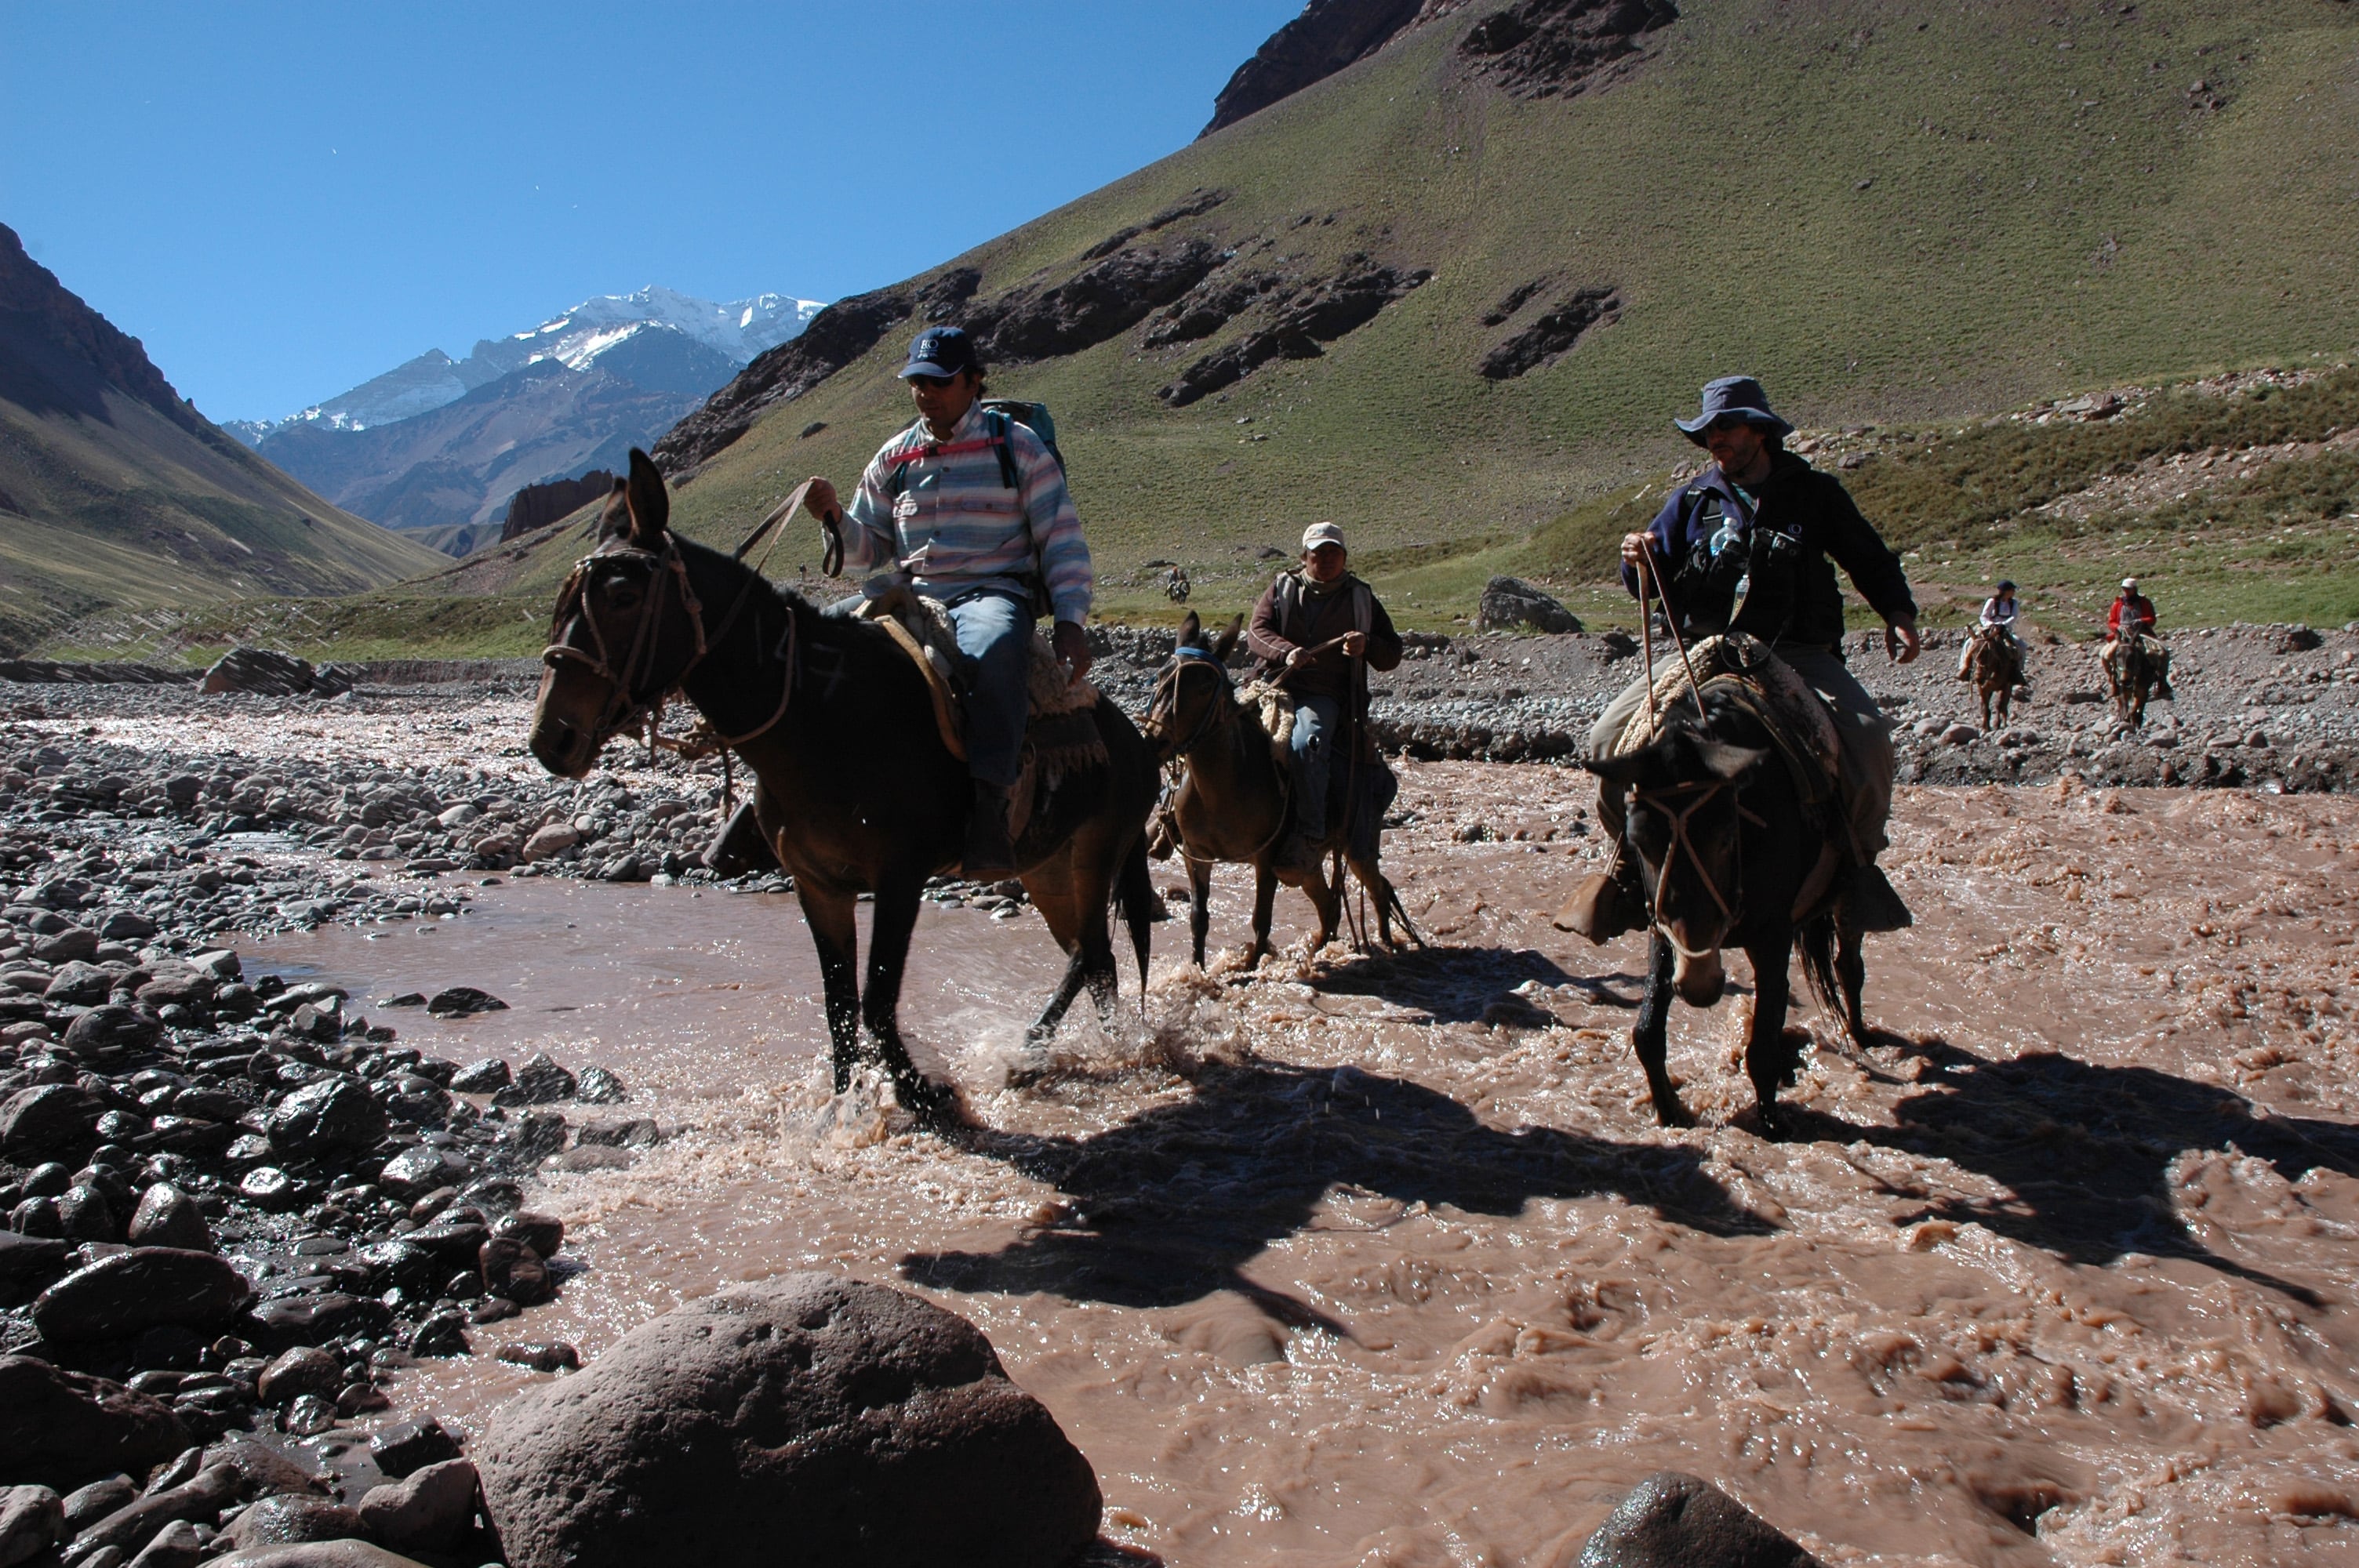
1798, 914, 1846, 1033
1114, 833, 1156, 1002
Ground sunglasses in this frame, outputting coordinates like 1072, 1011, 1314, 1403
907, 374, 958, 391
1705, 414, 1760, 434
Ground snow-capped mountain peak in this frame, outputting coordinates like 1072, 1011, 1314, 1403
233, 285, 824, 440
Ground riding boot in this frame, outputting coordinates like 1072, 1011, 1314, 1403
961, 780, 1019, 881
1843, 862, 1914, 931
1551, 848, 1645, 943
1145, 803, 1178, 862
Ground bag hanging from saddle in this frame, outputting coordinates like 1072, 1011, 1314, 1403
1663, 483, 1808, 643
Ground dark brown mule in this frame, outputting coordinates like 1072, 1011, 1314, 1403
529, 451, 1159, 1124
2103, 633, 2163, 728
1142, 611, 1416, 967
1586, 681, 1868, 1135
1962, 626, 2023, 729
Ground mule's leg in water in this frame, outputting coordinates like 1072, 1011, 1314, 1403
1631, 931, 1691, 1127
1187, 855, 1215, 967
856, 880, 959, 1126
1347, 852, 1395, 947
796, 885, 863, 1094
1745, 931, 1804, 1138
1301, 852, 1343, 956
1246, 858, 1280, 967
1012, 868, 1097, 1082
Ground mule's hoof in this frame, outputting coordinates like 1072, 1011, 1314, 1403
894, 1073, 964, 1129
1003, 1048, 1056, 1090
1648, 1087, 1695, 1128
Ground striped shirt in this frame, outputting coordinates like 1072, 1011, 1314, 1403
840, 402, 1094, 625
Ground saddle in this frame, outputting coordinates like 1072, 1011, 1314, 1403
856, 581, 1107, 838
1603, 633, 1841, 809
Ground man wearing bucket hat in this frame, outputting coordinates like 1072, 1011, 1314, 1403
802, 325, 1096, 879
1246, 521, 1404, 865
1558, 375, 1920, 942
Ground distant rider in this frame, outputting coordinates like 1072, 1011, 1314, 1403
2107, 577, 2155, 641
2106, 575, 2171, 699
1957, 579, 2026, 692
1245, 521, 1403, 866
801, 326, 1095, 879
1558, 376, 1920, 942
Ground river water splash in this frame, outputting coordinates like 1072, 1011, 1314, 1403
245, 769, 2359, 1566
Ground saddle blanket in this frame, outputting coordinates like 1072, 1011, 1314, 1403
1604, 632, 1841, 807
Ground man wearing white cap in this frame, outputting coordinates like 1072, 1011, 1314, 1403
2106, 576, 2172, 700
1245, 521, 1403, 862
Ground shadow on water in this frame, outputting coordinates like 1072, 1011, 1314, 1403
901, 1059, 1767, 1321
1794, 1033, 2359, 1306
1308, 945, 1584, 1023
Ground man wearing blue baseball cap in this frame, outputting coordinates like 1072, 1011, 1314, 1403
803, 326, 1096, 878
1558, 375, 1921, 941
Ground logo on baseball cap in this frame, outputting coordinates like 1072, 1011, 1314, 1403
900, 327, 981, 380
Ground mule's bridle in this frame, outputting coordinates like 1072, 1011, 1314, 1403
1142, 646, 1234, 761
1628, 775, 1766, 956
543, 538, 796, 752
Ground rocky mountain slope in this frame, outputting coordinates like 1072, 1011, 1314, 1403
0, 223, 443, 654
602, 0, 2359, 625
237, 288, 822, 550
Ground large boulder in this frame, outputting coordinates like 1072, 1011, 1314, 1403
1576, 1472, 1822, 1567
31, 1247, 255, 1343
474, 1273, 1101, 1568
0, 1356, 190, 1491
213, 1544, 432, 1568
1477, 575, 1582, 633
201, 648, 344, 698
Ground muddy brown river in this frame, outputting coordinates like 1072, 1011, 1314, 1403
242, 767, 2359, 1566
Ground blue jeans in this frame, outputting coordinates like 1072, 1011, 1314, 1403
1289, 694, 1343, 840
947, 590, 1031, 787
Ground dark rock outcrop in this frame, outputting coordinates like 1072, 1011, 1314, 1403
1478, 285, 1621, 379
0, 1356, 191, 1492
1202, 0, 1426, 136
1460, 0, 1680, 100
501, 470, 615, 541
0, 221, 206, 435
1160, 256, 1431, 406
969, 239, 1227, 365
1576, 1471, 1822, 1567
474, 1272, 1101, 1568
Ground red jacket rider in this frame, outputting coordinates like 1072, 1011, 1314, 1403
2107, 578, 2156, 639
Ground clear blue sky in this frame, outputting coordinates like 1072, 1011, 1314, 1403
1, 1, 1298, 422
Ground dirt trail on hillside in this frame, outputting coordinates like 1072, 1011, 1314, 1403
248, 764, 2359, 1567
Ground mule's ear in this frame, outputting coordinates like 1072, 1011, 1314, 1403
1696, 741, 1770, 780
1212, 614, 1243, 662
596, 476, 632, 542
1177, 610, 1203, 648
625, 448, 670, 543
1584, 750, 1648, 787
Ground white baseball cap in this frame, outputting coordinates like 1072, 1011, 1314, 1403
2121, 577, 2138, 590
1302, 521, 1347, 552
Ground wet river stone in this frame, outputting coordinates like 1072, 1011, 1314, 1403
475, 1272, 1101, 1568
0, 1356, 190, 1491
31, 1247, 256, 1343
265, 1077, 385, 1158
1576, 1472, 1822, 1568
126, 1182, 213, 1251
0, 1083, 99, 1162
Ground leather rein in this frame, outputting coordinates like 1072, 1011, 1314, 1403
1629, 768, 1769, 955
542, 538, 797, 753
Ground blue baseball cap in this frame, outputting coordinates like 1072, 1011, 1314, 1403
899, 326, 981, 380
1674, 376, 1795, 445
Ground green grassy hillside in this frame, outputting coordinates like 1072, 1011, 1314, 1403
642, 0, 2357, 608
46, 0, 2356, 659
